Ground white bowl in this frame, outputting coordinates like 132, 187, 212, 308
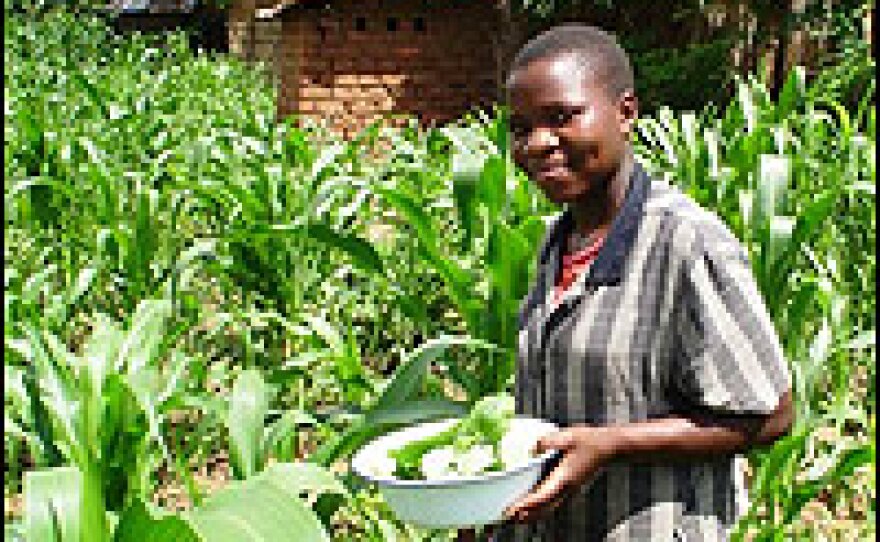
351, 417, 559, 528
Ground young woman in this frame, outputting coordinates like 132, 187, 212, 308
490, 24, 794, 541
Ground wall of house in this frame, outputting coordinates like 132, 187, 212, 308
277, 0, 501, 138
250, 0, 869, 136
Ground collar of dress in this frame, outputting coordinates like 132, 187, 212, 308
538, 159, 652, 287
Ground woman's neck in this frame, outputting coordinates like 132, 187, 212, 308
570, 150, 634, 238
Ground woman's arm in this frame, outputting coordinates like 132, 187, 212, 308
504, 391, 794, 523
612, 390, 794, 457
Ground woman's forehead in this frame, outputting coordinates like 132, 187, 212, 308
508, 55, 605, 108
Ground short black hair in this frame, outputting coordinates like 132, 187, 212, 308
507, 24, 635, 98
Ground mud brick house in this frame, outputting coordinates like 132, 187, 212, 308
251, 0, 507, 138
230, 0, 872, 137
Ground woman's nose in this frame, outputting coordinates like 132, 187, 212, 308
524, 127, 559, 154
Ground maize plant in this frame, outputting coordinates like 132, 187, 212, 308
5, 5, 875, 542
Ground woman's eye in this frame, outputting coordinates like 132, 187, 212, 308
553, 110, 575, 125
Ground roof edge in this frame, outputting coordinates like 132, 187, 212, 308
256, 0, 507, 20
255, 0, 303, 20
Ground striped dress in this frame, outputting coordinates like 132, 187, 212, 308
495, 162, 791, 541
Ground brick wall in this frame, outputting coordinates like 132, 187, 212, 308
257, 0, 869, 137
277, 0, 502, 138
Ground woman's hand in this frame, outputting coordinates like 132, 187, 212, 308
502, 426, 618, 524
501, 399, 795, 524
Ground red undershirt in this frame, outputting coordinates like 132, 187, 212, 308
553, 231, 606, 304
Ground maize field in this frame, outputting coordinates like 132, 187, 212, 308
4, 6, 875, 541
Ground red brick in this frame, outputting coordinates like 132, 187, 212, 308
259, 0, 507, 139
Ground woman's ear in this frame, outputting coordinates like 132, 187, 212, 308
618, 90, 639, 135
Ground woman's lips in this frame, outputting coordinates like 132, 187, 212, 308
536, 165, 570, 181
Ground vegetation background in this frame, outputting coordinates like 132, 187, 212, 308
4, 1, 875, 540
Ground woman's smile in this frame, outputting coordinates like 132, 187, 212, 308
536, 163, 571, 181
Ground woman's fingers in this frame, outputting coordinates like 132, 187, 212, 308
535, 429, 577, 454
506, 488, 569, 523
505, 457, 573, 519
502, 427, 612, 524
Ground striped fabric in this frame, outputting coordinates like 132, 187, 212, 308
496, 162, 791, 541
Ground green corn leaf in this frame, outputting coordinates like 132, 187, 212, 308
311, 399, 469, 470
23, 324, 82, 465
82, 314, 124, 367
5, 364, 30, 414
70, 69, 108, 117
5, 522, 25, 542
766, 215, 796, 268
163, 238, 218, 299
451, 161, 479, 251
259, 462, 348, 497
756, 155, 790, 221
748, 422, 813, 501
21, 264, 57, 310
186, 472, 333, 542
812, 97, 853, 141
477, 155, 507, 227
312, 337, 495, 466
229, 221, 384, 276
776, 66, 806, 119
786, 444, 874, 524
262, 410, 317, 459
115, 462, 344, 542
116, 300, 172, 375
371, 336, 495, 414
308, 140, 346, 185
227, 369, 271, 479
362, 399, 468, 427
113, 499, 198, 542
765, 189, 839, 300
375, 188, 476, 331
24, 467, 87, 542
304, 222, 384, 275
298, 314, 344, 353
844, 330, 876, 350
51, 265, 99, 326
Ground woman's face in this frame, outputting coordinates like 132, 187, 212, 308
508, 54, 636, 205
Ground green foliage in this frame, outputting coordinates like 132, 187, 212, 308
5, 5, 875, 541
13, 299, 185, 541
24, 467, 84, 542
221, 369, 316, 480
24, 462, 346, 541
630, 38, 737, 112
311, 336, 494, 468
371, 111, 551, 400
515, 1, 873, 112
